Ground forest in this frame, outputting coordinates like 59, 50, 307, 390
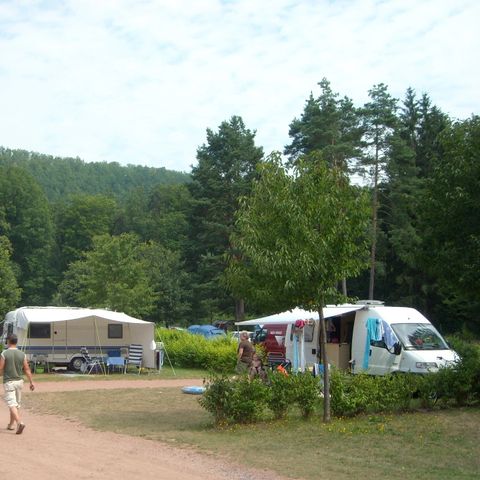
0, 79, 478, 335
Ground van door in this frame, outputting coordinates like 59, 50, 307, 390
367, 341, 396, 375
302, 322, 318, 365
51, 321, 69, 363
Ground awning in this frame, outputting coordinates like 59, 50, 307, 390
235, 305, 364, 326
9, 307, 152, 330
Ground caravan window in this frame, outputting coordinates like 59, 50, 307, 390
28, 323, 51, 339
108, 324, 123, 339
304, 323, 314, 342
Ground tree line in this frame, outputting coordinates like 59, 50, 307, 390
0, 80, 478, 334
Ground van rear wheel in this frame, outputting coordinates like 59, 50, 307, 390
69, 357, 85, 372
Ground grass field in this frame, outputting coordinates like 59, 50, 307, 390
30, 367, 205, 382
25, 383, 480, 480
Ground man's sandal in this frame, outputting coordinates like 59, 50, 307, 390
7, 425, 15, 431
16, 423, 25, 435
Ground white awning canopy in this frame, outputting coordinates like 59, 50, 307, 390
235, 305, 364, 326
7, 307, 153, 330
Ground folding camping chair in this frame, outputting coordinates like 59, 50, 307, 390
80, 347, 105, 374
124, 344, 143, 374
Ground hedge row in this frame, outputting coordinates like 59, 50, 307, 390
199, 371, 322, 424
156, 327, 237, 372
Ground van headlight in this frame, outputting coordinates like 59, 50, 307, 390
416, 362, 438, 369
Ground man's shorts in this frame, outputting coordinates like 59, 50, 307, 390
3, 380, 24, 408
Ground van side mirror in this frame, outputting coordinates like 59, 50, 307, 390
393, 342, 401, 356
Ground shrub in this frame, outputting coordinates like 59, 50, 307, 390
198, 374, 235, 425
200, 374, 268, 424
330, 370, 418, 417
419, 337, 480, 407
156, 327, 237, 372
228, 376, 269, 423
266, 371, 296, 419
291, 372, 322, 418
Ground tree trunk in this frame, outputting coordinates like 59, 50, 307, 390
235, 298, 245, 323
318, 306, 331, 423
342, 277, 347, 296
369, 144, 380, 300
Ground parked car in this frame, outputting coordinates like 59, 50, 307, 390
187, 325, 226, 339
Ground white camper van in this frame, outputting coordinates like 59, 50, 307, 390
1, 307, 156, 371
236, 302, 457, 375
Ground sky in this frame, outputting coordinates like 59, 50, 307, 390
0, 0, 478, 173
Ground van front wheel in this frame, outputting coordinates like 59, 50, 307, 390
69, 357, 85, 372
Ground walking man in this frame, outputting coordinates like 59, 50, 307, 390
0, 334, 35, 434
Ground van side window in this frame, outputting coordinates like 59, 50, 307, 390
28, 323, 51, 339
108, 324, 123, 339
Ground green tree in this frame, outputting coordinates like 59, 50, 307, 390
146, 184, 193, 253
227, 152, 371, 421
0, 166, 55, 304
0, 236, 21, 316
55, 194, 117, 272
56, 233, 157, 318
421, 116, 480, 332
285, 78, 363, 172
189, 115, 264, 322
360, 84, 398, 300
141, 243, 191, 324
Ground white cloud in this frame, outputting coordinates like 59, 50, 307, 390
0, 0, 478, 172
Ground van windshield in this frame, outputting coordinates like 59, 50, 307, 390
391, 323, 449, 351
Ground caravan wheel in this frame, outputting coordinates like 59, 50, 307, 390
69, 357, 85, 372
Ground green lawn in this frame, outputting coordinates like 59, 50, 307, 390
25, 385, 480, 480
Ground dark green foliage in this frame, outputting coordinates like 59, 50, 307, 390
189, 116, 264, 320
420, 117, 480, 332
0, 165, 56, 304
0, 236, 21, 316
285, 78, 363, 172
55, 194, 117, 271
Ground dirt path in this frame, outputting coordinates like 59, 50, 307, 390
0, 379, 290, 480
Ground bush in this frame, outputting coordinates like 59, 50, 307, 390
228, 376, 269, 423
420, 337, 480, 407
198, 374, 235, 425
156, 327, 237, 372
200, 374, 268, 424
266, 371, 296, 419
330, 370, 418, 417
291, 372, 322, 418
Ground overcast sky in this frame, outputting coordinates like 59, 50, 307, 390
1, 0, 478, 173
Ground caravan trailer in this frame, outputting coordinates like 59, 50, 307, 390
236, 302, 457, 375
2, 307, 155, 371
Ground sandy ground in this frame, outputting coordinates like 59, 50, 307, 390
0, 379, 290, 480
